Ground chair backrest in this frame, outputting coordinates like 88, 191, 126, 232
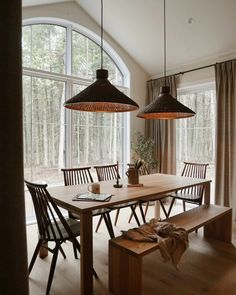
61, 167, 93, 186
94, 164, 120, 181
25, 180, 73, 241
180, 161, 209, 201
139, 163, 150, 176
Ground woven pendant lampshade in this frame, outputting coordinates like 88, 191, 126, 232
64, 0, 139, 113
137, 86, 195, 119
137, 0, 195, 120
64, 69, 139, 112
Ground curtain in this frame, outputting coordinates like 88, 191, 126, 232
215, 60, 236, 218
145, 76, 176, 174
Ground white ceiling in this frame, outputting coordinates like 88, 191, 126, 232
22, 0, 236, 77
22, 0, 70, 6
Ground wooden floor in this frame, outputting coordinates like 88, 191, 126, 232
27, 203, 236, 295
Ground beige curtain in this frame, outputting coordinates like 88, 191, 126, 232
215, 60, 236, 218
145, 76, 176, 174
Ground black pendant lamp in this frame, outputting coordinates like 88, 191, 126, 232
137, 0, 195, 120
64, 0, 139, 113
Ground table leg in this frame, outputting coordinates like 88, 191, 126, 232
204, 182, 211, 205
80, 210, 93, 295
154, 201, 160, 219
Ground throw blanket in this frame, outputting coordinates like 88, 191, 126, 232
122, 219, 188, 268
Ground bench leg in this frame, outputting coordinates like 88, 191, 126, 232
204, 209, 232, 243
109, 241, 142, 295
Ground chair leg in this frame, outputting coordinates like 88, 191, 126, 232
138, 203, 146, 224
144, 201, 149, 217
114, 209, 120, 226
159, 199, 169, 219
103, 213, 115, 238
167, 197, 176, 217
95, 215, 103, 233
68, 210, 75, 219
71, 236, 97, 278
46, 246, 59, 295
93, 268, 98, 279
29, 239, 43, 274
129, 202, 149, 223
71, 236, 80, 259
183, 200, 186, 211
59, 245, 66, 259
128, 204, 137, 223
73, 242, 78, 259
128, 211, 134, 223
130, 205, 141, 226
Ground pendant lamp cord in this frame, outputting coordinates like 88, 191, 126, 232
164, 0, 167, 85
100, 0, 104, 69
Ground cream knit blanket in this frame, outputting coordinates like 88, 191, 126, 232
122, 219, 188, 268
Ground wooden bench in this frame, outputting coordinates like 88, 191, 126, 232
109, 205, 232, 295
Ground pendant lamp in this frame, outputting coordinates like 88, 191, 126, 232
137, 0, 195, 120
64, 0, 139, 112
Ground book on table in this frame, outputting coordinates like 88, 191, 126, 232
73, 192, 112, 202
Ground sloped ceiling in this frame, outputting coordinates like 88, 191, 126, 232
22, 0, 236, 77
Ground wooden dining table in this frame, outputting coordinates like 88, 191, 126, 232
48, 173, 211, 295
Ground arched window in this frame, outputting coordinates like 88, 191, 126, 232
22, 21, 130, 191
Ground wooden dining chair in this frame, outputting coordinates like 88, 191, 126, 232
25, 180, 98, 295
161, 161, 209, 217
94, 164, 119, 181
61, 167, 114, 238
62, 166, 93, 186
94, 164, 141, 230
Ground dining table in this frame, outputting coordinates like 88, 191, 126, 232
48, 173, 211, 295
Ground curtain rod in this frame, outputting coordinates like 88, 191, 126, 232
147, 57, 236, 82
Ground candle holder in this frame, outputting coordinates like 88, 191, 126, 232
113, 178, 122, 188
113, 160, 122, 188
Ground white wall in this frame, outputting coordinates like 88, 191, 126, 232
22, 1, 148, 139
177, 66, 215, 90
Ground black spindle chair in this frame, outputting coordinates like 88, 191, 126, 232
25, 180, 97, 295
162, 162, 209, 217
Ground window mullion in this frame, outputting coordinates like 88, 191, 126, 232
66, 25, 72, 76
65, 81, 72, 168
65, 25, 73, 167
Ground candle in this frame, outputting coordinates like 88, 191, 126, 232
113, 160, 122, 188
117, 161, 119, 179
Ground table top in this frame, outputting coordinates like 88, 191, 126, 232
48, 173, 211, 214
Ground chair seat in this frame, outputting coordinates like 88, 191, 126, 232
109, 201, 137, 210
43, 218, 80, 241
140, 194, 168, 203
70, 207, 111, 220
169, 192, 201, 202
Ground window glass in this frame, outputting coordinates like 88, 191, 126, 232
71, 84, 123, 167
72, 31, 123, 85
176, 89, 216, 163
23, 75, 66, 185
22, 24, 66, 74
